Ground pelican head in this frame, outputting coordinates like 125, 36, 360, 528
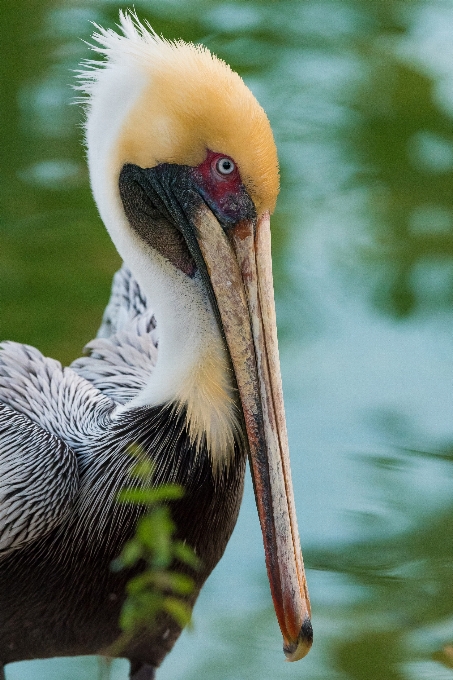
79, 11, 311, 662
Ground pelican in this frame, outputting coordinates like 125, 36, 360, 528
0, 12, 312, 680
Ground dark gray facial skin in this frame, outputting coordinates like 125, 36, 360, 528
118, 160, 256, 276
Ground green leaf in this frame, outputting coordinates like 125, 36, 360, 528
115, 540, 143, 568
120, 591, 163, 632
174, 542, 200, 569
117, 485, 184, 506
137, 508, 173, 542
119, 602, 137, 633
125, 443, 147, 460
130, 459, 154, 480
161, 572, 195, 596
163, 597, 193, 629
126, 571, 157, 595
114, 465, 198, 642
136, 515, 172, 567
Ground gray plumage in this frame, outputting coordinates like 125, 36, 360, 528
72, 265, 157, 404
0, 265, 154, 552
0, 265, 245, 678
96, 264, 150, 339
0, 404, 78, 554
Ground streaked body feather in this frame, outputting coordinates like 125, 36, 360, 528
0, 273, 245, 666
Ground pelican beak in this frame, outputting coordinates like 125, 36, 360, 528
194, 205, 312, 661
117, 160, 312, 658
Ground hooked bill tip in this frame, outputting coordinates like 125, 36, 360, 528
283, 616, 313, 662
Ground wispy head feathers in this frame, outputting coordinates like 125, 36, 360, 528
77, 9, 279, 215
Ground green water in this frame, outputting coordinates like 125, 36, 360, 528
2, 1, 453, 678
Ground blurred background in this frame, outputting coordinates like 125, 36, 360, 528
2, 0, 453, 678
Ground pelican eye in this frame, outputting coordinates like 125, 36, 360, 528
216, 158, 235, 175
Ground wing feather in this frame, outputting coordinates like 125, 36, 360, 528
0, 403, 78, 554
96, 264, 150, 338
71, 311, 157, 404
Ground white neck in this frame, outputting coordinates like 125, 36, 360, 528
85, 61, 240, 465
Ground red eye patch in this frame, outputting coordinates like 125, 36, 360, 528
195, 150, 243, 207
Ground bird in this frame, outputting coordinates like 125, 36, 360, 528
0, 11, 312, 680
